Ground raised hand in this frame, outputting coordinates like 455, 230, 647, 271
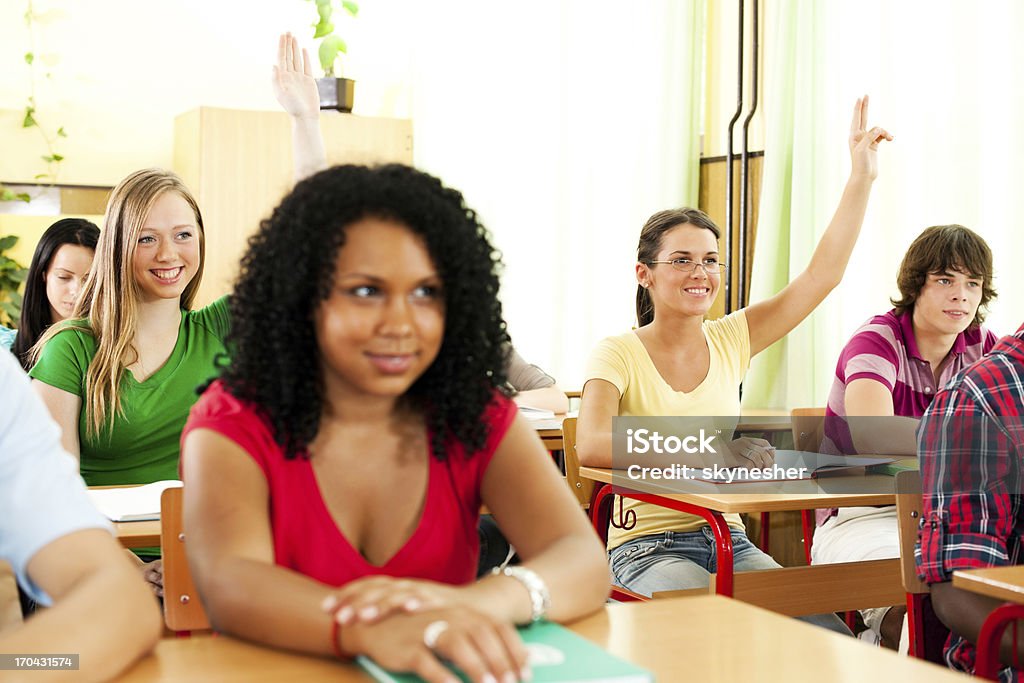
273, 32, 320, 120
848, 95, 893, 180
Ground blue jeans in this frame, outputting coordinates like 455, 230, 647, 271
610, 527, 851, 636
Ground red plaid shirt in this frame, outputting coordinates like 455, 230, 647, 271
916, 323, 1024, 676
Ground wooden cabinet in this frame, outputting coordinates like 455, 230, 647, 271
173, 108, 413, 306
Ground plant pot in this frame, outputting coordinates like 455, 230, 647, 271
316, 77, 355, 113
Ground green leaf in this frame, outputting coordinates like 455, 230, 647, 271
342, 1, 359, 16
313, 20, 334, 38
0, 301, 19, 319
9, 269, 27, 283
24, 52, 34, 65
34, 173, 49, 180
319, 34, 347, 74
42, 154, 64, 163
0, 236, 17, 251
0, 191, 30, 203
22, 106, 37, 128
57, 126, 67, 137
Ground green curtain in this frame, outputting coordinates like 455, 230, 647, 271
741, 0, 830, 410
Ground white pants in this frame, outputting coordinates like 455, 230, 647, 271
811, 506, 907, 651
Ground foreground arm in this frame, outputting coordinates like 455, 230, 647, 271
0, 530, 161, 683
477, 414, 609, 621
746, 96, 892, 356
274, 32, 328, 181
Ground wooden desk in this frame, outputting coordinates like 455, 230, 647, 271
529, 414, 569, 453
579, 466, 898, 512
89, 486, 163, 550
115, 596, 962, 682
580, 466, 899, 603
114, 520, 162, 550
954, 566, 1024, 604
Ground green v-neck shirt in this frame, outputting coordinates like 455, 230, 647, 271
30, 297, 230, 486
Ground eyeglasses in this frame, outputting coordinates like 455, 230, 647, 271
645, 258, 728, 274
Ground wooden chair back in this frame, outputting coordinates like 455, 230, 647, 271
895, 470, 929, 594
161, 487, 211, 633
561, 417, 593, 508
895, 469, 948, 661
790, 407, 826, 452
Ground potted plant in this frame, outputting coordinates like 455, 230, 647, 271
308, 0, 359, 112
0, 234, 28, 327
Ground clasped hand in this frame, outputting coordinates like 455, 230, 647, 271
723, 436, 776, 469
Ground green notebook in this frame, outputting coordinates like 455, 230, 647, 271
356, 620, 654, 683
867, 457, 919, 476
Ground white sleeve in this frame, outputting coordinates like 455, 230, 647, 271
0, 353, 112, 605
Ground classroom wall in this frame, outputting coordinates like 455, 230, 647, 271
2, 1, 702, 388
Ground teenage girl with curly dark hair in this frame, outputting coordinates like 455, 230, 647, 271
179, 78, 608, 682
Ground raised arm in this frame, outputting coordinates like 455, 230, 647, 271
746, 96, 893, 356
273, 32, 328, 182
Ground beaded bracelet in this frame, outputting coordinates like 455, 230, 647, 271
328, 606, 353, 660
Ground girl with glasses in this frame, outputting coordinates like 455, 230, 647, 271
576, 97, 892, 634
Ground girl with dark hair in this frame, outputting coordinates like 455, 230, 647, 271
576, 97, 892, 633
4, 218, 99, 369
180, 164, 608, 682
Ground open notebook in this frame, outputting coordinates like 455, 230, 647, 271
85, 480, 183, 522
691, 450, 895, 484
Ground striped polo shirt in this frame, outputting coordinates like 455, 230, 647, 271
821, 309, 997, 455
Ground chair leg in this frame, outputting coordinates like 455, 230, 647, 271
759, 512, 770, 553
800, 509, 814, 566
976, 602, 1024, 680
905, 593, 926, 659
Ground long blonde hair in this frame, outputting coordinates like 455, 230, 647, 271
34, 169, 206, 438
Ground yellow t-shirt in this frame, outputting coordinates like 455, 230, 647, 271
584, 310, 750, 548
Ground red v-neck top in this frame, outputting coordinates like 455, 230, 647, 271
183, 381, 517, 587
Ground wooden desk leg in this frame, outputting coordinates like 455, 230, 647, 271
976, 602, 1024, 680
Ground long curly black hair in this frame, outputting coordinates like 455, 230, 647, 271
219, 164, 510, 461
